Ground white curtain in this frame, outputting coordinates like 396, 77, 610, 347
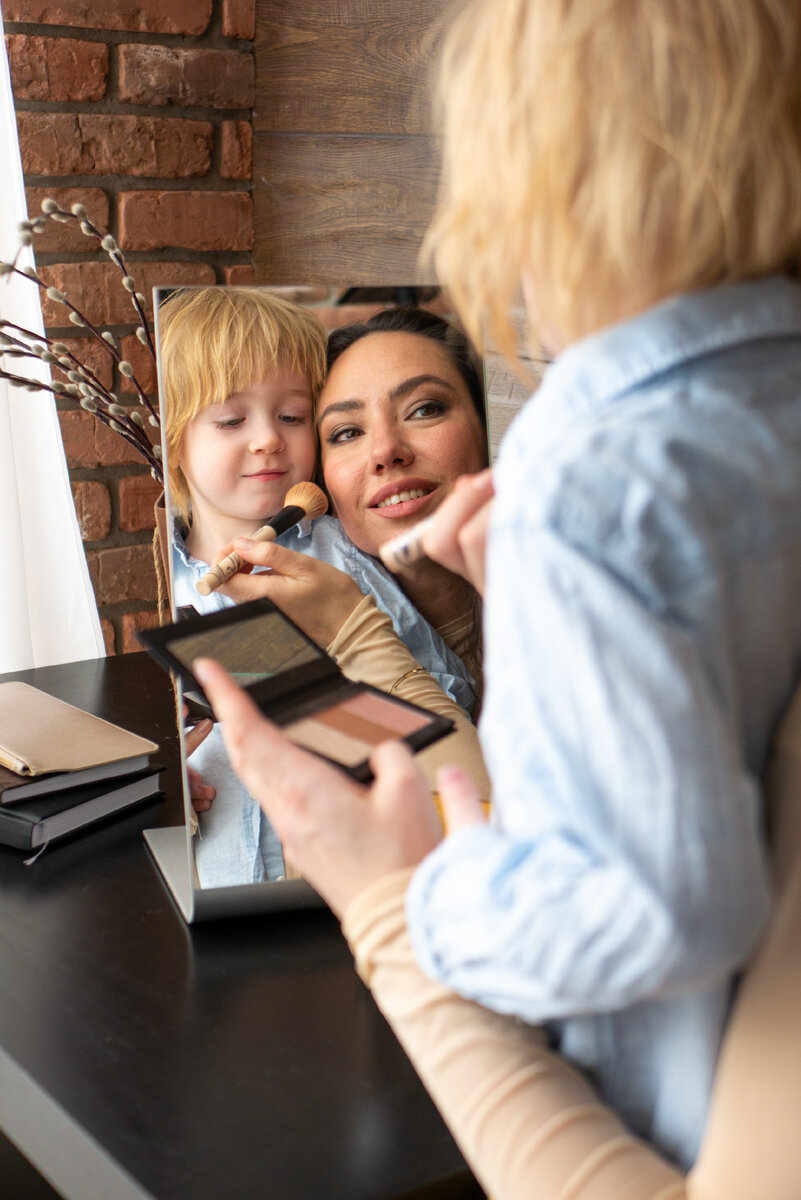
0, 21, 103, 672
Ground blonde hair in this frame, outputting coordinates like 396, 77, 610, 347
426, 0, 801, 359
159, 287, 327, 519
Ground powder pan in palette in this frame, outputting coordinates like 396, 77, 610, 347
137, 598, 454, 782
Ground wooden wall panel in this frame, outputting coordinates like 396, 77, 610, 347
253, 0, 443, 284
252, 133, 439, 283
253, 2, 443, 135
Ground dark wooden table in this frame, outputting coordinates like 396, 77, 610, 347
0, 653, 481, 1200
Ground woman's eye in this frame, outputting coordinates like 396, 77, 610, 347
325, 425, 362, 445
409, 399, 446, 420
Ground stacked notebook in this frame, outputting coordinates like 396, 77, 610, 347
0, 681, 163, 851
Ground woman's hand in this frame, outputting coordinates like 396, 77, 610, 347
193, 657, 446, 917
421, 468, 494, 595
182, 714, 215, 812
214, 539, 365, 647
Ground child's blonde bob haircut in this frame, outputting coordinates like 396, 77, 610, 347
426, 0, 801, 361
159, 287, 327, 520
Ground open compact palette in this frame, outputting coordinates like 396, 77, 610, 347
138, 598, 453, 783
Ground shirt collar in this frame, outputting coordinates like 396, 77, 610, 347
535, 275, 801, 425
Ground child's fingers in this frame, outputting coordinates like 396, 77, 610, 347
435, 765, 487, 835
183, 716, 213, 756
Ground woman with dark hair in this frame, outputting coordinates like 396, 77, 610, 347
315, 306, 489, 701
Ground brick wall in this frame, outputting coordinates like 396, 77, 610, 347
4, 0, 255, 654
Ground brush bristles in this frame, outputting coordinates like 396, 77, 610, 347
283, 481, 328, 520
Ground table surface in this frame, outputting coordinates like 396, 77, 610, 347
0, 653, 481, 1200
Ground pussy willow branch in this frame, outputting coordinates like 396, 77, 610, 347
0, 364, 162, 475
0, 320, 157, 464
1, 198, 164, 480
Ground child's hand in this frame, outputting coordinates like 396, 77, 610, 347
182, 715, 215, 812
417, 469, 494, 595
217, 540, 365, 647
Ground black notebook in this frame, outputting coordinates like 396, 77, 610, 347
0, 767, 164, 851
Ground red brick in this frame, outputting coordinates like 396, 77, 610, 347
118, 191, 253, 252
86, 545, 157, 605
118, 473, 161, 532
2, 1, 212, 35
224, 263, 255, 286
17, 112, 212, 178
118, 334, 157, 395
59, 409, 142, 468
121, 609, 162, 654
71, 480, 111, 540
40, 260, 216, 326
100, 617, 115, 655
314, 304, 393, 330
222, 0, 255, 39
119, 44, 254, 109
51, 336, 114, 393
25, 187, 109, 255
221, 120, 252, 180
6, 34, 107, 102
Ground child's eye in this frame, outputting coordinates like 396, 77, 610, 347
214, 416, 245, 429
325, 424, 362, 445
279, 413, 308, 426
408, 399, 447, 420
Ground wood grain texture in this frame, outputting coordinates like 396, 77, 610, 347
254, 0, 443, 134
252, 132, 440, 282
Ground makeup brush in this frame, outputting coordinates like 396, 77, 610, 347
379, 515, 436, 573
196, 481, 328, 596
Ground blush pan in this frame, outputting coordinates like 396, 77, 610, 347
284, 692, 431, 767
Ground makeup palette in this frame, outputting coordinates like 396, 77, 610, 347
137, 598, 454, 782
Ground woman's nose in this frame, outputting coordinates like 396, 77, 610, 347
368, 423, 412, 472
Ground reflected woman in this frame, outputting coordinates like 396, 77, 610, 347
318, 307, 488, 701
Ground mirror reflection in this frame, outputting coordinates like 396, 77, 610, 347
155, 285, 491, 891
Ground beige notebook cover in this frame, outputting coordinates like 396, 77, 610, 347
0, 681, 159, 776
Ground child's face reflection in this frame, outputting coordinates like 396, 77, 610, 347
179, 365, 316, 551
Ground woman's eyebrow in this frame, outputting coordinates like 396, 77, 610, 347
388, 374, 457, 402
317, 397, 364, 424
317, 374, 457, 425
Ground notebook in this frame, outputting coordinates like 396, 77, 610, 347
0, 681, 159, 801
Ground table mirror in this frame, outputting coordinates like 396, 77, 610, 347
143, 283, 491, 922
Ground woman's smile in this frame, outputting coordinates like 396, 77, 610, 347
369, 477, 439, 519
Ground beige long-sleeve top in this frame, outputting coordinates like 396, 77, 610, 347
342, 688, 801, 1200
327, 594, 490, 799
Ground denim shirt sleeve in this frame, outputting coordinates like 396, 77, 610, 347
406, 370, 778, 1021
407, 514, 772, 1020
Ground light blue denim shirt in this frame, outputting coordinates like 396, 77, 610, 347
407, 276, 801, 1167
172, 513, 477, 888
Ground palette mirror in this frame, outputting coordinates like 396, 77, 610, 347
143, 284, 491, 923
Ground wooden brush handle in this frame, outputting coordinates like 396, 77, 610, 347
196, 523, 278, 596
